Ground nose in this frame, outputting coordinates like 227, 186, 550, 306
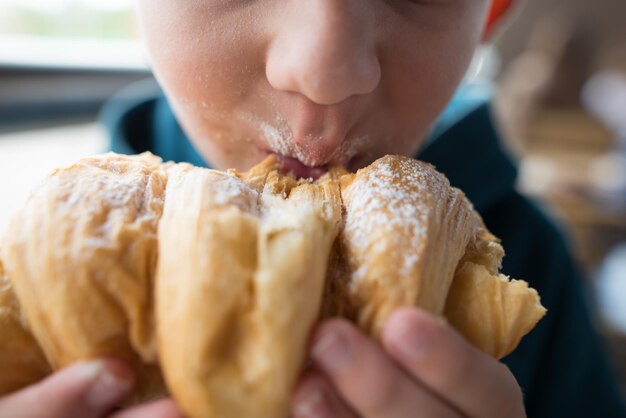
266, 0, 381, 105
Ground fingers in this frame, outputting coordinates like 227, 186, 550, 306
309, 319, 460, 418
292, 372, 357, 418
110, 399, 183, 418
382, 307, 525, 418
0, 358, 134, 418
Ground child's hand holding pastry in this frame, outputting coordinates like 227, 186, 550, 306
0, 359, 181, 418
293, 308, 525, 418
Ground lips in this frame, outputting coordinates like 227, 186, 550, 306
253, 93, 367, 177
273, 93, 364, 164
274, 154, 328, 180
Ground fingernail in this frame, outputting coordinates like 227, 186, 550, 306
312, 330, 352, 372
295, 386, 334, 418
82, 360, 133, 409
391, 316, 433, 362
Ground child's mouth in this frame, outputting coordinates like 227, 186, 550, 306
273, 154, 328, 180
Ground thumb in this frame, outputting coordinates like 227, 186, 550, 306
0, 358, 135, 418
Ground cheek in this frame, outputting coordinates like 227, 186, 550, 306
380, 4, 487, 139
135, 2, 271, 168
136, 2, 262, 114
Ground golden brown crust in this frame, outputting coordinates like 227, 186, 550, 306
0, 250, 51, 395
326, 156, 477, 337
458, 211, 505, 275
444, 262, 547, 359
0, 152, 546, 415
2, 152, 168, 401
157, 164, 342, 418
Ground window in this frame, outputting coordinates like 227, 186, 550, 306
0, 0, 145, 69
0, 0, 136, 39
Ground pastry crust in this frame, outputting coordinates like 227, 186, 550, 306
0, 152, 546, 415
325, 156, 545, 358
441, 211, 546, 358
444, 262, 546, 359
2, 153, 168, 402
325, 156, 476, 337
0, 249, 51, 394
157, 163, 342, 418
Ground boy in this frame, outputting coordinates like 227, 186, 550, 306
1, 1, 625, 417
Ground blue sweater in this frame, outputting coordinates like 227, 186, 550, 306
101, 80, 626, 417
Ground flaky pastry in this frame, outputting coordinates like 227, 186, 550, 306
0, 152, 546, 417
0, 245, 50, 394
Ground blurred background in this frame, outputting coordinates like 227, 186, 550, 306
0, 0, 625, 390
0, 0, 145, 232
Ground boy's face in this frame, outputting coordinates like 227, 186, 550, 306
136, 0, 490, 175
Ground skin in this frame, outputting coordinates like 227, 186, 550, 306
135, 0, 490, 176
0, 1, 526, 417
0, 359, 182, 418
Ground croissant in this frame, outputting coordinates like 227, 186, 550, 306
0, 152, 546, 418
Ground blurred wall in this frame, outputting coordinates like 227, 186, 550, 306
496, 0, 626, 71
0, 67, 150, 132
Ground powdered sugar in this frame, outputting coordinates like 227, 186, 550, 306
238, 111, 294, 157
237, 110, 369, 167
268, 112, 295, 156
341, 156, 448, 282
207, 170, 261, 213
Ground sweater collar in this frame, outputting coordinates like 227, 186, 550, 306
417, 101, 517, 211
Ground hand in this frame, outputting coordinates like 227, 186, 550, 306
0, 359, 182, 418
291, 307, 526, 418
